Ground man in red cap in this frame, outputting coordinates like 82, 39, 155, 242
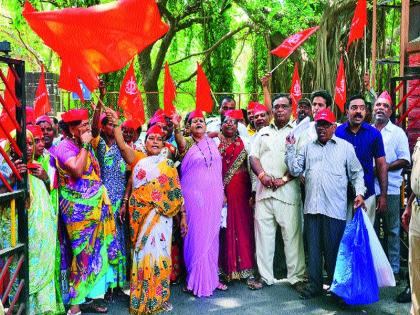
247, 102, 258, 136
286, 108, 365, 299
372, 91, 410, 285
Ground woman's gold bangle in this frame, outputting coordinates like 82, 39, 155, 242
258, 171, 266, 180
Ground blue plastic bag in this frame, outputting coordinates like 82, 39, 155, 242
330, 208, 379, 305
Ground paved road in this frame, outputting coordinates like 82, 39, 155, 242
89, 280, 411, 315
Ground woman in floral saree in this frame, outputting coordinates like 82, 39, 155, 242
110, 109, 186, 314
0, 129, 64, 314
54, 109, 121, 315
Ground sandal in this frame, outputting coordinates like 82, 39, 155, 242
247, 278, 263, 290
162, 301, 173, 312
216, 282, 228, 291
67, 310, 81, 315
80, 300, 108, 313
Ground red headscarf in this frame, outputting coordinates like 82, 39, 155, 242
27, 125, 43, 138
187, 110, 204, 122
61, 108, 89, 123
146, 124, 164, 136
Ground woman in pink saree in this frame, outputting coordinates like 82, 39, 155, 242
173, 110, 225, 297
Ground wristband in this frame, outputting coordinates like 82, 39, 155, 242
258, 171, 266, 180
81, 143, 90, 150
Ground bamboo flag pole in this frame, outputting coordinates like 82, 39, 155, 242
371, 0, 377, 88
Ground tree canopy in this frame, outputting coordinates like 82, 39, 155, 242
0, 0, 401, 116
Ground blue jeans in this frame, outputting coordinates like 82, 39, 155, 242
305, 214, 346, 292
374, 194, 401, 274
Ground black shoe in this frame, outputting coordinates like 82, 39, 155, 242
396, 285, 411, 303
299, 285, 323, 300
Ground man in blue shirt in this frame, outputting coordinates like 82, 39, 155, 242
335, 94, 388, 224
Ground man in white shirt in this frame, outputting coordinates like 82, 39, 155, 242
372, 91, 411, 278
206, 97, 249, 139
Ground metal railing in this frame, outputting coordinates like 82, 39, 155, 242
0, 56, 29, 315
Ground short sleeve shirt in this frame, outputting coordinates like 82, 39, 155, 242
335, 121, 385, 198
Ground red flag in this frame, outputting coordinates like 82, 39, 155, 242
23, 0, 169, 100
289, 63, 302, 118
334, 56, 347, 112
196, 63, 213, 113
347, 0, 367, 50
117, 61, 145, 125
0, 69, 17, 139
33, 64, 51, 118
271, 26, 320, 58
163, 62, 176, 116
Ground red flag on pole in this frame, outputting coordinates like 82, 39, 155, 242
346, 0, 367, 50
196, 63, 213, 113
117, 61, 145, 125
34, 64, 51, 118
271, 26, 320, 58
23, 0, 169, 100
334, 56, 347, 112
163, 62, 176, 116
289, 63, 302, 118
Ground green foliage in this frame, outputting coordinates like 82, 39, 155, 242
0, 0, 403, 116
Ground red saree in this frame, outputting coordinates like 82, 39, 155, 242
219, 136, 256, 280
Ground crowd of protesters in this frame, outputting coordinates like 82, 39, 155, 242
0, 75, 419, 315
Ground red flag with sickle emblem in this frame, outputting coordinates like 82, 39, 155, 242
271, 26, 320, 58
163, 62, 176, 116
289, 63, 302, 118
23, 0, 169, 100
34, 64, 51, 117
334, 56, 346, 112
117, 61, 145, 125
347, 0, 367, 50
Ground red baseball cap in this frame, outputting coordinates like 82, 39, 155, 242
314, 108, 336, 124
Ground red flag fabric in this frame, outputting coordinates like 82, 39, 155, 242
271, 26, 320, 58
347, 0, 367, 50
117, 61, 145, 125
195, 63, 213, 113
34, 64, 51, 118
163, 62, 176, 116
23, 0, 169, 100
289, 63, 302, 118
0, 69, 17, 139
334, 56, 347, 113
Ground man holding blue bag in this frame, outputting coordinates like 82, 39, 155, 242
286, 108, 366, 299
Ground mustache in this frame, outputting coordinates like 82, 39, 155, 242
354, 114, 363, 118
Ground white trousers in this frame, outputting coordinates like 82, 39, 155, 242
254, 198, 305, 285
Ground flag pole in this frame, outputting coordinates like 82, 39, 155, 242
363, 25, 367, 74
371, 0, 377, 88
269, 57, 289, 74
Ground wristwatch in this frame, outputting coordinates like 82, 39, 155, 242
281, 176, 288, 183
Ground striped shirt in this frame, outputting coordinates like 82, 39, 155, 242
286, 135, 366, 220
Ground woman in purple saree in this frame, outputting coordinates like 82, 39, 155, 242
173, 110, 225, 297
